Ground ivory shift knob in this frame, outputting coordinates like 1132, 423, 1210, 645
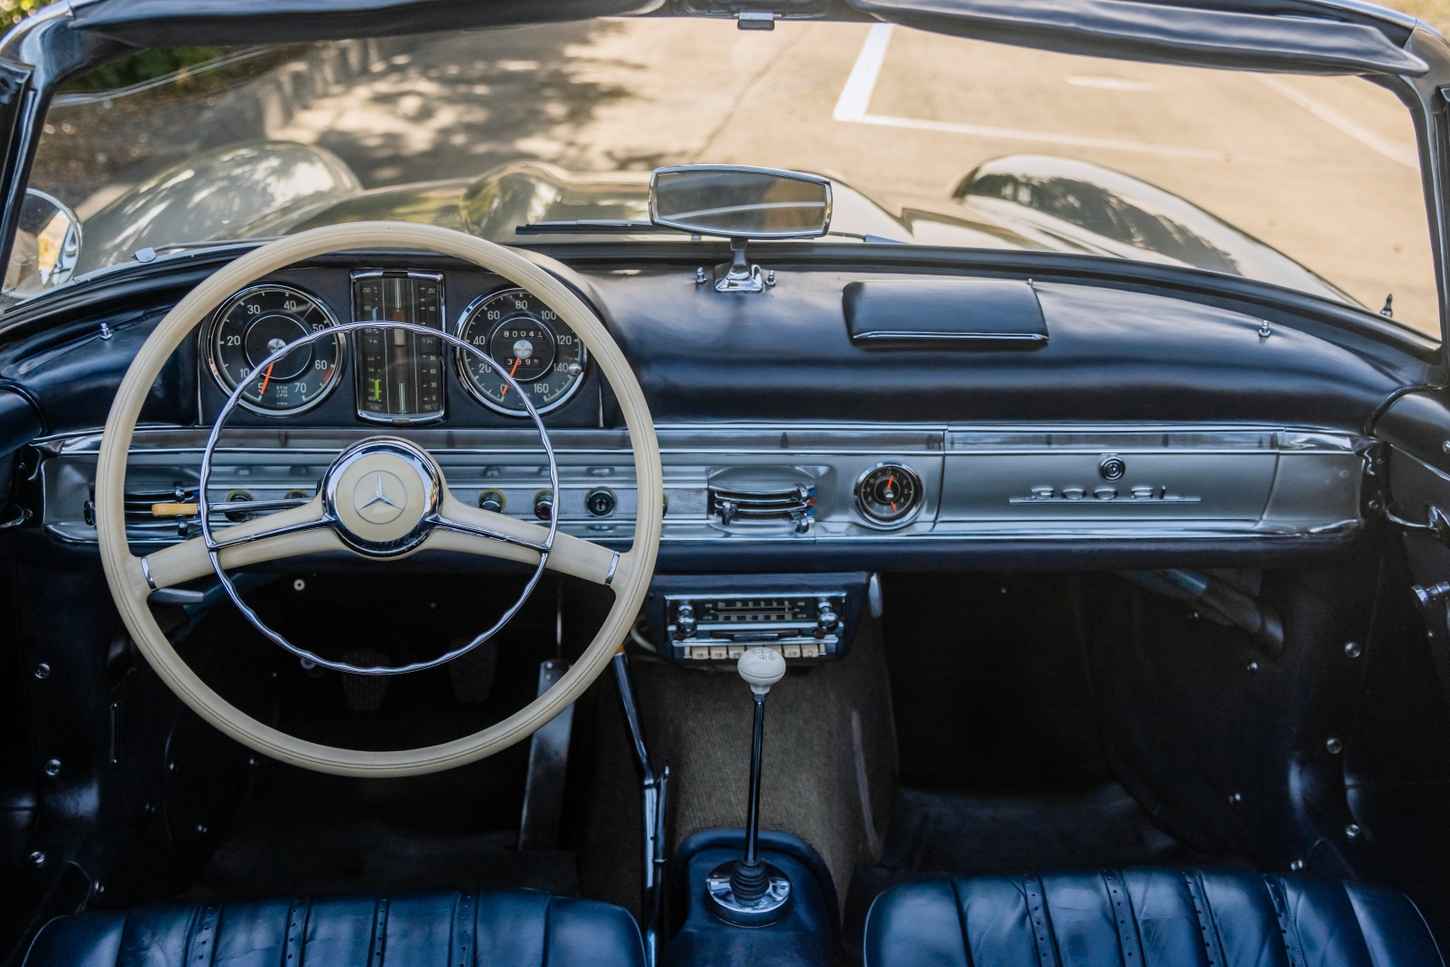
737, 647, 786, 695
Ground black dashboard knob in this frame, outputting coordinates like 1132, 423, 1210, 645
1099, 456, 1126, 481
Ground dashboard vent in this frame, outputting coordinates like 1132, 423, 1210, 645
124, 486, 195, 521
707, 468, 815, 533
85, 485, 196, 526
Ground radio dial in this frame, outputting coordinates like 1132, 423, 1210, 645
676, 603, 697, 639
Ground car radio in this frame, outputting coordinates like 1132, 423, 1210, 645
646, 574, 869, 663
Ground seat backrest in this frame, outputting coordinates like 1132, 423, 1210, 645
23, 890, 645, 967
863, 869, 1445, 967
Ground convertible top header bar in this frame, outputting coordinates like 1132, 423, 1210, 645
65, 0, 664, 48
41, 0, 1433, 76
844, 0, 1429, 75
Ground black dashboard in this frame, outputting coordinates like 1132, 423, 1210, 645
0, 244, 1438, 580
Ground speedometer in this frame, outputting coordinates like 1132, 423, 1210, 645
205, 284, 343, 415
456, 288, 588, 416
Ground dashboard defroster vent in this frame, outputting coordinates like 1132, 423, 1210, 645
707, 468, 815, 533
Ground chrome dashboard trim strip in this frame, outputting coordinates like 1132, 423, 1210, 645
34, 422, 1364, 455
31, 421, 1368, 551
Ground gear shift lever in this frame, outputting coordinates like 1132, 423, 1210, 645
705, 647, 792, 926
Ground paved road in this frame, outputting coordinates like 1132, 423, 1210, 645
40, 18, 1437, 334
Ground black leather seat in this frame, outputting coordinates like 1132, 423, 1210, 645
863, 869, 1444, 967
22, 890, 644, 967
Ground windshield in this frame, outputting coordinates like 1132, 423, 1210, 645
25, 18, 1439, 336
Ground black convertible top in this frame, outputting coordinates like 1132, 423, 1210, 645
57, 0, 1431, 75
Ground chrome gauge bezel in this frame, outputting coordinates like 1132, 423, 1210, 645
454, 286, 590, 417
203, 282, 345, 417
854, 461, 925, 529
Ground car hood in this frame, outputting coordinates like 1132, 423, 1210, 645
77, 143, 1355, 307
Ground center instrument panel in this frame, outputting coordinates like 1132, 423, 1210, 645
198, 264, 595, 426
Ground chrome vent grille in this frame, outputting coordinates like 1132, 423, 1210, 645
124, 486, 195, 521
707, 476, 815, 532
84, 485, 197, 526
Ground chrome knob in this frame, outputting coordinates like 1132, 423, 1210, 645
815, 600, 839, 638
676, 603, 697, 639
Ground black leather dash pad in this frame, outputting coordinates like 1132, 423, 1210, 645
843, 279, 1047, 347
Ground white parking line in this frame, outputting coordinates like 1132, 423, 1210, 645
830, 23, 1399, 171
832, 22, 894, 122
1253, 74, 1418, 169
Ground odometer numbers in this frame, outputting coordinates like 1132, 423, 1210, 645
456, 288, 588, 416
205, 284, 343, 415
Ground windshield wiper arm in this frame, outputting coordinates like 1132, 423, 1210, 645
826, 230, 906, 244
514, 220, 683, 236
133, 238, 284, 262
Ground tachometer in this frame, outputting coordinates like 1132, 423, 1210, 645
456, 287, 588, 416
205, 284, 343, 415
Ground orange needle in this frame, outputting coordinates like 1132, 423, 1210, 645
499, 357, 523, 398
258, 362, 275, 395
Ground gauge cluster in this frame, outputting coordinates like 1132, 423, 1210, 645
196, 265, 596, 426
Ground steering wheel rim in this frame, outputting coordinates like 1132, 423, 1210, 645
95, 222, 663, 777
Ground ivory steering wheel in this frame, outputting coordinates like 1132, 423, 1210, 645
96, 222, 663, 777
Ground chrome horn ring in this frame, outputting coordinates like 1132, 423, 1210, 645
198, 318, 560, 676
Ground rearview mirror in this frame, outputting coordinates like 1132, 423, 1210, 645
649, 165, 831, 239
5, 189, 81, 297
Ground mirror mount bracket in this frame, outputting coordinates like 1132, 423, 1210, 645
715, 237, 776, 294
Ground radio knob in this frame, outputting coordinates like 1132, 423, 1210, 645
676, 603, 697, 639
815, 599, 839, 638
